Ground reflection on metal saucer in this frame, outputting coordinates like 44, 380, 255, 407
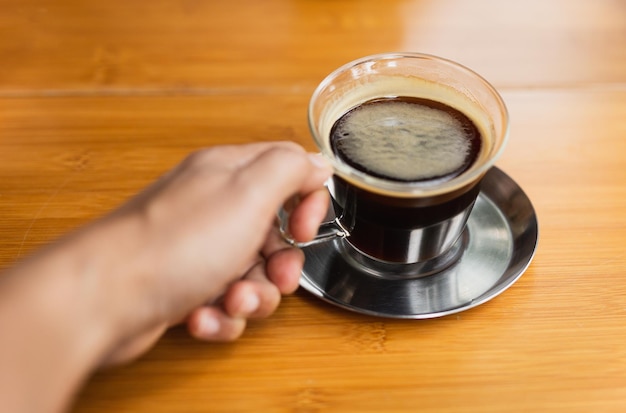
299, 167, 539, 319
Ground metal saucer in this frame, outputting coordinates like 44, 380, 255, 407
299, 167, 539, 319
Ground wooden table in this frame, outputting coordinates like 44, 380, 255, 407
1, 0, 625, 411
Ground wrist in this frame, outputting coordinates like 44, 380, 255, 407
60, 210, 161, 359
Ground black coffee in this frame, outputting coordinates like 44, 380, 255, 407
330, 97, 482, 184
329, 174, 481, 262
327, 97, 484, 262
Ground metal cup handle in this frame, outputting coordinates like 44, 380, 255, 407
277, 205, 349, 248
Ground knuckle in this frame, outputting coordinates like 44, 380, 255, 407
181, 147, 215, 169
266, 287, 282, 311
222, 320, 247, 341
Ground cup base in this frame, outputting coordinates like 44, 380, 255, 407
298, 167, 538, 319
339, 231, 467, 280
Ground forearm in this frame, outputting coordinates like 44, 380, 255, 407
0, 212, 150, 413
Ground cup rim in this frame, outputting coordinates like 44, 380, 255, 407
308, 52, 510, 198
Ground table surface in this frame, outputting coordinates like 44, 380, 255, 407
1, 0, 625, 412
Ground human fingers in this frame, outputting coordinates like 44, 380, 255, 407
258, 187, 330, 294
184, 264, 285, 342
180, 141, 310, 173
119, 143, 293, 198
131, 142, 313, 208
264, 247, 305, 294
235, 147, 333, 219
186, 306, 246, 342
286, 188, 330, 243
221, 260, 283, 318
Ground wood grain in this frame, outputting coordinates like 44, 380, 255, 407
1, 0, 625, 93
0, 0, 625, 412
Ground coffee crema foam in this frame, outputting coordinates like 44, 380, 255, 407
330, 97, 482, 183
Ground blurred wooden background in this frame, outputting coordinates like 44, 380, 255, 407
1, 0, 625, 412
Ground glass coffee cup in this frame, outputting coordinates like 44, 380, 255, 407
283, 53, 509, 266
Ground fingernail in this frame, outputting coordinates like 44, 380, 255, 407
308, 153, 332, 170
240, 293, 260, 314
200, 313, 220, 336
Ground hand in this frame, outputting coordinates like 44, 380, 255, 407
96, 142, 333, 365
0, 141, 332, 413
0, 143, 331, 412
